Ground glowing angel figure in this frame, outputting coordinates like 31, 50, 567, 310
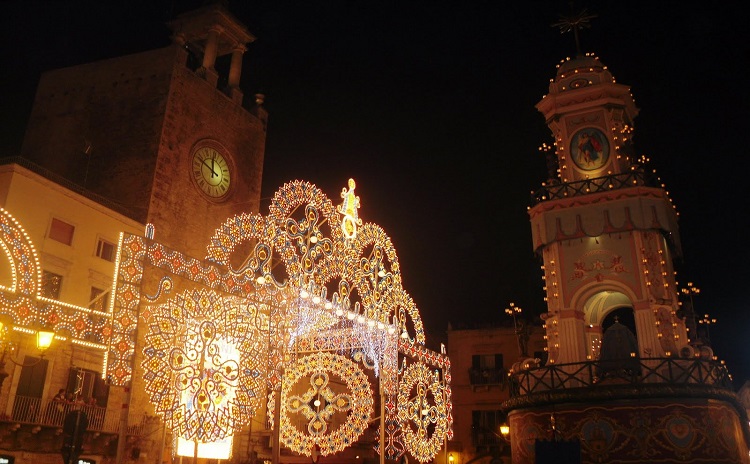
338, 178, 362, 241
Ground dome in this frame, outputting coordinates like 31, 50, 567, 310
549, 52, 615, 94
555, 53, 606, 79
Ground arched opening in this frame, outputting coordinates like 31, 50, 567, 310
582, 290, 637, 361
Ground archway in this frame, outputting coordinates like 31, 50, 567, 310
582, 290, 635, 360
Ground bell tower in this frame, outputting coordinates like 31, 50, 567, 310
20, 2, 267, 258
530, 51, 687, 364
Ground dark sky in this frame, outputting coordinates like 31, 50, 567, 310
2, 1, 749, 383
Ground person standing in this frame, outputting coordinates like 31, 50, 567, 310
61, 404, 88, 464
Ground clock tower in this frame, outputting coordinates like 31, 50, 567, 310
19, 2, 266, 258
530, 52, 687, 364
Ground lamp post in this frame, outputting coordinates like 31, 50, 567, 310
0, 321, 55, 389
505, 303, 528, 357
698, 313, 717, 346
679, 282, 700, 344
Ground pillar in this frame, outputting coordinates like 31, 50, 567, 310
201, 27, 221, 86
228, 44, 246, 104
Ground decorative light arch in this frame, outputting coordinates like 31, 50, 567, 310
0, 207, 109, 345
108, 179, 451, 462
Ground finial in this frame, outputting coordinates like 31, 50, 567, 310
551, 6, 597, 56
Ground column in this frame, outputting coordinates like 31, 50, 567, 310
201, 27, 221, 86
228, 44, 246, 103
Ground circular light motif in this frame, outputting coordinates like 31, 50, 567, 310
141, 289, 264, 442
280, 352, 373, 456
397, 362, 449, 462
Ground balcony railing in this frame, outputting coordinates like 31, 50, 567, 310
4, 396, 147, 435
509, 357, 732, 397
530, 167, 659, 206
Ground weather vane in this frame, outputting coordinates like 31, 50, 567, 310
551, 7, 597, 56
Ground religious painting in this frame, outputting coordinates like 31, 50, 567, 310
570, 128, 610, 171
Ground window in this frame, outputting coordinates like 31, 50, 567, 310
66, 367, 109, 407
12, 358, 49, 421
48, 218, 75, 245
95, 238, 115, 262
472, 354, 504, 370
89, 287, 109, 312
41, 270, 62, 299
472, 410, 506, 447
470, 354, 504, 385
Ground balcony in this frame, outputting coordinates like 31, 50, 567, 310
505, 357, 736, 410
0, 395, 151, 456
469, 368, 507, 391
530, 167, 659, 206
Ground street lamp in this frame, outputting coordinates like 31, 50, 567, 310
698, 313, 717, 346
505, 303, 529, 357
0, 321, 55, 389
679, 282, 701, 344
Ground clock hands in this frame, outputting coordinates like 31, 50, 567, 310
201, 159, 219, 178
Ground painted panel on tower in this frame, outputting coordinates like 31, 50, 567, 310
570, 128, 609, 171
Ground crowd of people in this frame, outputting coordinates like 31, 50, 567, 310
45, 388, 102, 432
51, 388, 98, 407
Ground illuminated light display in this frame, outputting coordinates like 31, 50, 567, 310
397, 361, 451, 462
378, 393, 406, 460
142, 289, 265, 442
176, 435, 233, 460
107, 179, 451, 462
280, 352, 373, 456
0, 207, 110, 345
338, 178, 362, 241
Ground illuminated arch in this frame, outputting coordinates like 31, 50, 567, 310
0, 207, 40, 298
205, 180, 425, 344
110, 179, 449, 462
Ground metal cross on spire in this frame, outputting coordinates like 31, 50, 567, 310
551, 7, 598, 56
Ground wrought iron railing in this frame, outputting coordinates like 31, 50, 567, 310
4, 395, 147, 435
509, 357, 732, 397
530, 167, 660, 205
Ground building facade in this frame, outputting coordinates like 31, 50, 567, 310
446, 324, 545, 464
0, 3, 269, 463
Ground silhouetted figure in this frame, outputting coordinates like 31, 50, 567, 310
596, 319, 640, 380
61, 406, 88, 464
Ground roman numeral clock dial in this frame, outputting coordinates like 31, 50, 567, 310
191, 145, 232, 199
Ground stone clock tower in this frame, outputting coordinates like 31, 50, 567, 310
529, 52, 688, 364
19, 2, 266, 258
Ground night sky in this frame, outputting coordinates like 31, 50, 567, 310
2, 2, 749, 384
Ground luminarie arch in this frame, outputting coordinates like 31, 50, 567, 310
107, 179, 452, 462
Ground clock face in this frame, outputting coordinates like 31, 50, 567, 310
191, 146, 231, 199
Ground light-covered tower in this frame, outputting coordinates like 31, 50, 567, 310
530, 52, 687, 364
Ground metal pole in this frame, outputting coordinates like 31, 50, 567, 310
157, 419, 167, 464
379, 383, 385, 464
115, 383, 131, 464
272, 387, 282, 464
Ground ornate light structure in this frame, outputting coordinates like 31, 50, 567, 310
142, 289, 266, 442
108, 179, 452, 462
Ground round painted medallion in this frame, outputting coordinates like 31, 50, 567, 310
570, 128, 610, 171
